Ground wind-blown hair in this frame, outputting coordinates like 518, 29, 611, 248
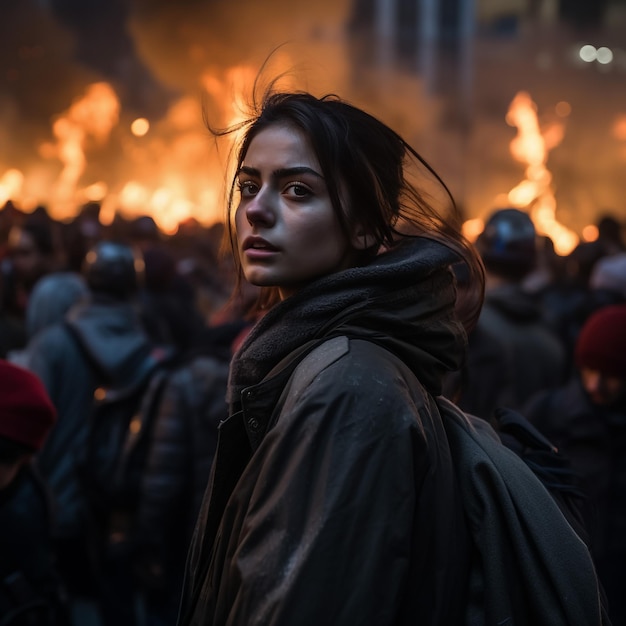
213, 87, 484, 331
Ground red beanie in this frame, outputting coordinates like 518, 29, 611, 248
0, 360, 57, 450
575, 304, 626, 378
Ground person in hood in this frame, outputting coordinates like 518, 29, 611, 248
18, 240, 162, 625
176, 86, 488, 626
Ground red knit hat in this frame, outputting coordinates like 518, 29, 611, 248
0, 360, 57, 450
575, 304, 626, 378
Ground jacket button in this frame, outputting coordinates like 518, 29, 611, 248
248, 417, 260, 432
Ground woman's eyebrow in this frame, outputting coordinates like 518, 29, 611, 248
237, 165, 324, 180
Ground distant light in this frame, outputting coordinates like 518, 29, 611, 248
555, 101, 571, 117
461, 218, 484, 243
579, 45, 597, 63
582, 225, 598, 242
596, 47, 614, 65
131, 118, 150, 137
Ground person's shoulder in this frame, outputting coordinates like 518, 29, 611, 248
280, 337, 431, 440
19, 321, 78, 365
302, 337, 429, 410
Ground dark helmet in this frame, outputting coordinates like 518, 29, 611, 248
476, 208, 537, 278
82, 241, 144, 298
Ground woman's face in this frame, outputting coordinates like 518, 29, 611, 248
234, 123, 358, 299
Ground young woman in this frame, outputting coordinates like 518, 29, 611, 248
177, 89, 485, 624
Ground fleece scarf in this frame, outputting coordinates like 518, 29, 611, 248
227, 237, 468, 405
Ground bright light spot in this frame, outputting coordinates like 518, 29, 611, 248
131, 118, 150, 137
0, 169, 24, 204
596, 47, 614, 65
555, 101, 571, 117
582, 225, 598, 241
579, 45, 597, 62
462, 218, 484, 243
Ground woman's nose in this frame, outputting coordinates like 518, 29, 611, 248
245, 187, 275, 227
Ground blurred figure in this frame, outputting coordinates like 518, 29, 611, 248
3, 215, 58, 322
548, 239, 626, 368
0, 360, 69, 625
7, 272, 89, 369
457, 208, 566, 417
0, 272, 27, 359
21, 241, 160, 626
132, 275, 256, 624
133, 340, 230, 626
59, 203, 104, 274
141, 243, 205, 352
523, 304, 626, 626
589, 252, 626, 305
595, 213, 625, 256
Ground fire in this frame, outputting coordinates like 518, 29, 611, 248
505, 91, 578, 255
463, 91, 580, 256
0, 62, 274, 233
42, 82, 120, 220
0, 169, 24, 206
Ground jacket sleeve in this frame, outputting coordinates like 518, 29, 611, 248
217, 352, 435, 626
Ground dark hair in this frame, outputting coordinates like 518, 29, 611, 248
211, 83, 484, 331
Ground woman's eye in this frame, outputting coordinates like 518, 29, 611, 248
238, 180, 258, 197
285, 183, 311, 198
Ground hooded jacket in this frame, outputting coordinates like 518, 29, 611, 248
20, 295, 156, 537
178, 237, 473, 626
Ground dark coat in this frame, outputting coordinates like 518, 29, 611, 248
178, 238, 473, 626
523, 377, 626, 625
524, 377, 626, 559
473, 283, 566, 413
180, 337, 471, 626
19, 296, 156, 539
0, 463, 69, 625
133, 353, 230, 610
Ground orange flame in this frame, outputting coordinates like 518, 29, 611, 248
505, 91, 578, 255
0, 169, 24, 207
43, 82, 120, 220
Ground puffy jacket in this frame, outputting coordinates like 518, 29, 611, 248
134, 354, 230, 587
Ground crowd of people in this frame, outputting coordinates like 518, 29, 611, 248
0, 87, 625, 626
